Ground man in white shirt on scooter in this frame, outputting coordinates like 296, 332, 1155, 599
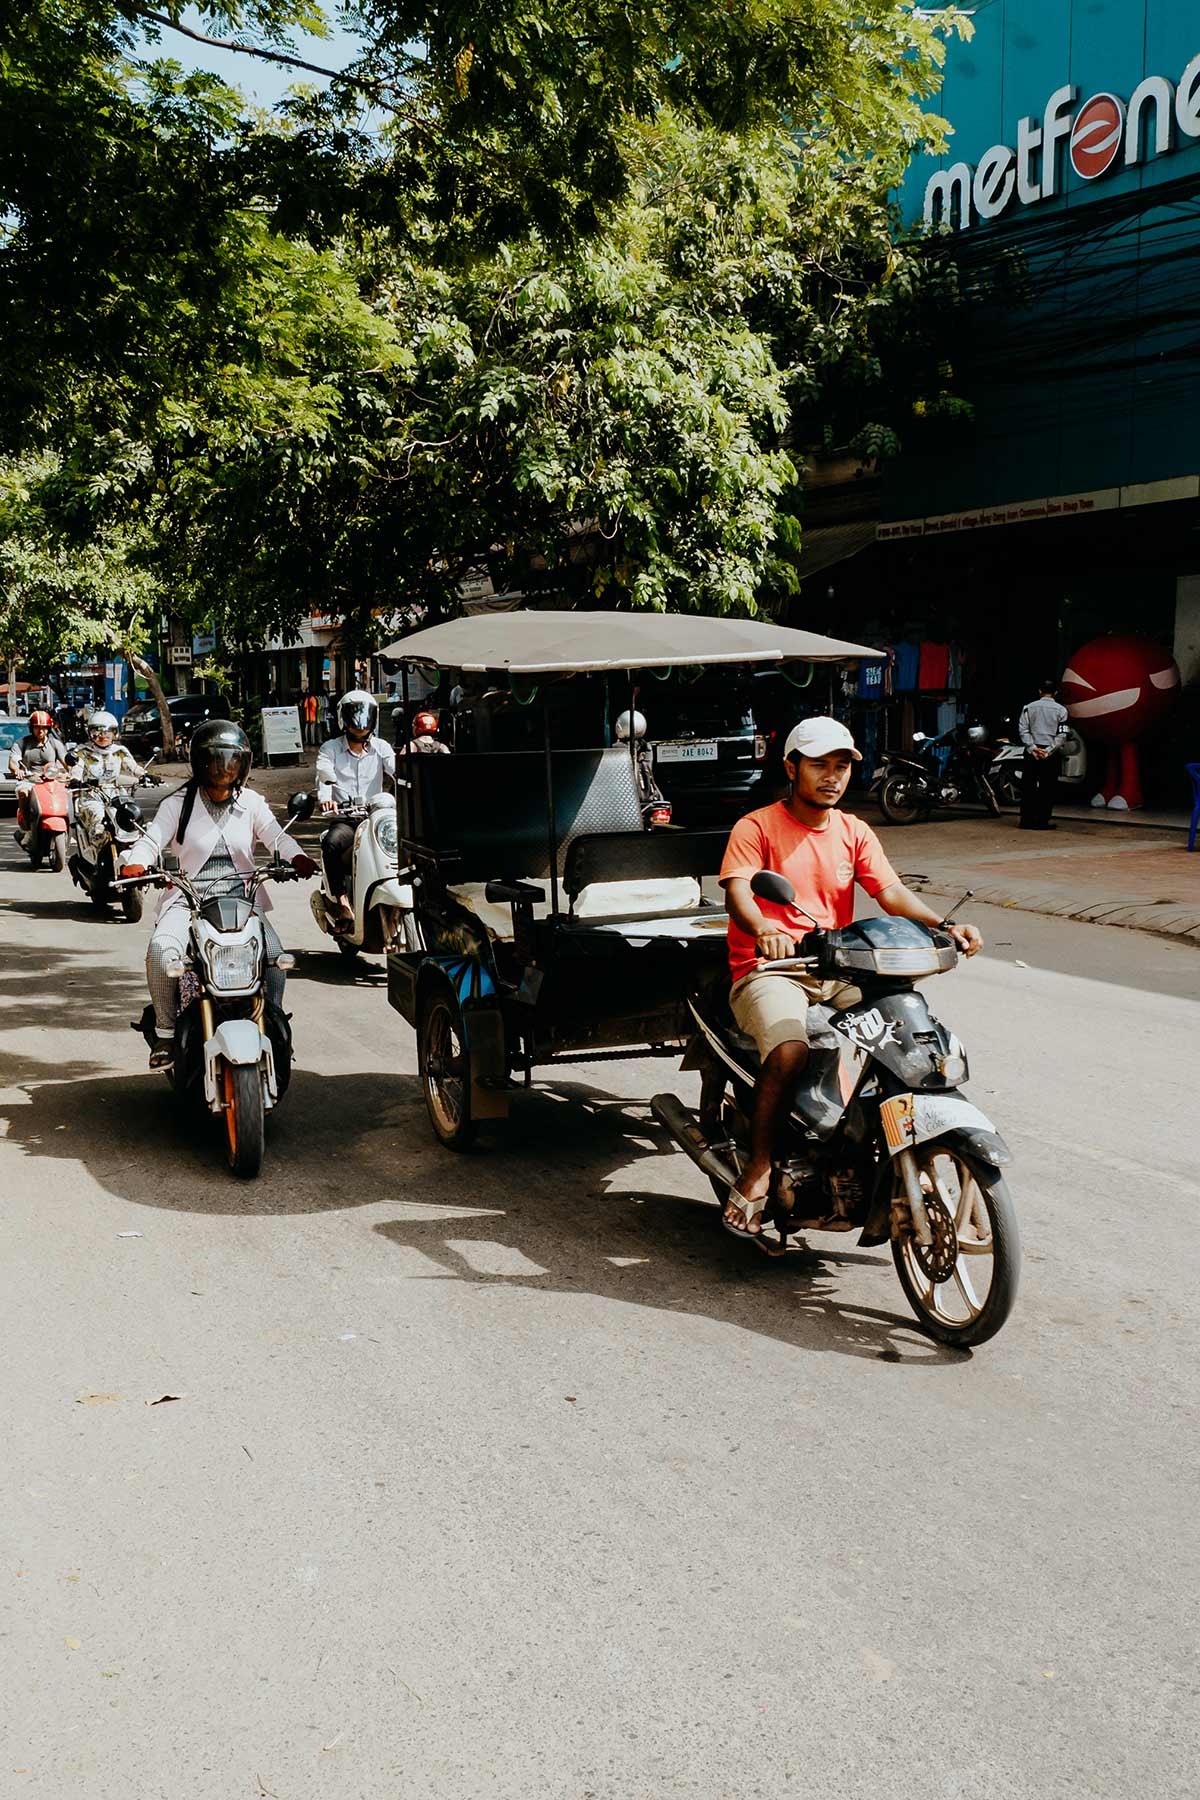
315, 691, 396, 930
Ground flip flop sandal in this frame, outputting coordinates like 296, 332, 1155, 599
722, 1186, 769, 1240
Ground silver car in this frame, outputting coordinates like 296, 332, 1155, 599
0, 718, 29, 809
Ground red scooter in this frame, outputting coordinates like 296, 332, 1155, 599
16, 768, 71, 871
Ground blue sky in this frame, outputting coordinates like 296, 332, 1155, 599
135, 6, 366, 110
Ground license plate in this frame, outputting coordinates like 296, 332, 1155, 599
657, 740, 718, 764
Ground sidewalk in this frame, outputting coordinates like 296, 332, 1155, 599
869, 809, 1200, 946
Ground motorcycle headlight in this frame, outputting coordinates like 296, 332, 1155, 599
374, 811, 398, 856
203, 939, 262, 991
870, 947, 944, 976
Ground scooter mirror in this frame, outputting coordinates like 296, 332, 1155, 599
287, 790, 316, 819
750, 869, 796, 908
912, 732, 927, 745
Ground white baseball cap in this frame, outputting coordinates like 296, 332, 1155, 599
783, 717, 861, 762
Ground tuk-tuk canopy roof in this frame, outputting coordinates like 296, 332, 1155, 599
380, 610, 884, 674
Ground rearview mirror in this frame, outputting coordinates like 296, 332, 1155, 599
912, 732, 927, 745
750, 869, 796, 908
287, 790, 316, 819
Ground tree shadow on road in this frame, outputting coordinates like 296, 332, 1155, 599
0, 1056, 963, 1366
0, 942, 147, 1032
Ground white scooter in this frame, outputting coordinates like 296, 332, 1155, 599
988, 723, 1087, 809
310, 792, 418, 962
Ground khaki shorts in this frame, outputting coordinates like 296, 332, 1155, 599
729, 967, 861, 1061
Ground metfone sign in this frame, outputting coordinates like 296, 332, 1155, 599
924, 50, 1200, 230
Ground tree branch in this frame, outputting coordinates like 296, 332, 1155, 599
133, 7, 408, 115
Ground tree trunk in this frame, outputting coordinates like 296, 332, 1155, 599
4, 659, 17, 715
124, 648, 176, 759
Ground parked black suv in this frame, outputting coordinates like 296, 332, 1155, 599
119, 694, 231, 757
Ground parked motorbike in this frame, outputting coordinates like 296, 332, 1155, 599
871, 723, 1001, 826
310, 792, 418, 962
68, 759, 163, 919
15, 767, 71, 871
988, 722, 1088, 809
652, 870, 1019, 1347
122, 792, 315, 1179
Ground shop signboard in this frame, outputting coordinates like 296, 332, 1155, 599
922, 50, 1200, 230
261, 705, 303, 761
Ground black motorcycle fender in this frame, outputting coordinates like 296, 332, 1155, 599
927, 1123, 1012, 1168
832, 990, 950, 1091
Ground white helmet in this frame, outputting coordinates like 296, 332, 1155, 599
615, 709, 647, 742
337, 690, 378, 738
87, 710, 119, 743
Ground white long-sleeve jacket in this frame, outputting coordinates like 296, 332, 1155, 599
123, 786, 303, 918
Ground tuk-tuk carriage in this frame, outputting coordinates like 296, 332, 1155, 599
381, 610, 881, 1150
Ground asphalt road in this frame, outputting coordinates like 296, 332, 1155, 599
2, 808, 1198, 1799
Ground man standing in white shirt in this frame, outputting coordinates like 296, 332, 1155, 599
315, 691, 397, 928
1018, 678, 1069, 831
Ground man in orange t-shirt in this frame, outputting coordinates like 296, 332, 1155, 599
717, 716, 982, 1241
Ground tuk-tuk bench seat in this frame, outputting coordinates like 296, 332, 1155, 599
442, 827, 731, 948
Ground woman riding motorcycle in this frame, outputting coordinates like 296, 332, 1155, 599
8, 710, 69, 849
70, 711, 145, 846
314, 691, 397, 930
121, 720, 317, 1067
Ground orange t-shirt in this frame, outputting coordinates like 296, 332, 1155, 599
718, 802, 899, 982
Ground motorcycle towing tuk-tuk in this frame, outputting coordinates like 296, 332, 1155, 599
380, 610, 1022, 1348
382, 608, 884, 1153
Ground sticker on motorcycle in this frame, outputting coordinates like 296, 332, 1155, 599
881, 1091, 997, 1153
834, 1007, 901, 1052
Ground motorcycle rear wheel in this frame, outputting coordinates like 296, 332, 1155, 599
419, 988, 476, 1151
891, 1144, 1019, 1347
879, 774, 927, 827
222, 1061, 265, 1179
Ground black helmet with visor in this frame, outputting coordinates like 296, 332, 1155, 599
338, 690, 378, 739
189, 719, 251, 796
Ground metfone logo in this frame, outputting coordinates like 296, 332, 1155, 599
924, 49, 1200, 231
1070, 93, 1125, 179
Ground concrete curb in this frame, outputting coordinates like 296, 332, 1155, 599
902, 868, 1200, 947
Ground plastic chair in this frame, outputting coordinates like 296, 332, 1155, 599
1188, 763, 1200, 853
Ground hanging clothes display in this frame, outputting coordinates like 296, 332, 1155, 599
918, 641, 951, 690
856, 658, 887, 700
893, 641, 920, 692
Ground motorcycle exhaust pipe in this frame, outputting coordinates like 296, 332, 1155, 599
650, 1093, 738, 1192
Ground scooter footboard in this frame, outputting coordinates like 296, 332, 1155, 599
204, 1018, 277, 1108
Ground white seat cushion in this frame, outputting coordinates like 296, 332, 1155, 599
572, 877, 701, 919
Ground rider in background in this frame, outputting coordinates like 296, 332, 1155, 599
9, 710, 69, 849
718, 716, 983, 1242
121, 720, 317, 1067
409, 709, 449, 755
315, 691, 397, 930
69, 711, 145, 847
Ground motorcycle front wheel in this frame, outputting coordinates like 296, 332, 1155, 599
222, 1061, 265, 1179
48, 833, 67, 873
879, 773, 928, 827
120, 884, 143, 922
891, 1144, 1019, 1347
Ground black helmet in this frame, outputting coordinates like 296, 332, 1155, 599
338, 689, 378, 737
189, 718, 251, 793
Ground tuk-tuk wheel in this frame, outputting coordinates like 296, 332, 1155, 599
419, 987, 476, 1151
